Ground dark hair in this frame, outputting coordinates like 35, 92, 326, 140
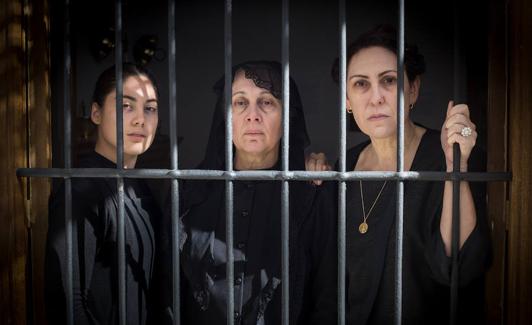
91, 63, 159, 107
332, 24, 426, 83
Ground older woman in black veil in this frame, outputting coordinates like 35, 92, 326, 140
158, 61, 337, 325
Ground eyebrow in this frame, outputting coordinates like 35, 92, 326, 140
232, 90, 273, 96
122, 95, 158, 103
348, 69, 397, 80
123, 95, 137, 102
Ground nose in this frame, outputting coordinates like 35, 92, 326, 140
245, 103, 262, 122
369, 86, 385, 106
131, 108, 145, 127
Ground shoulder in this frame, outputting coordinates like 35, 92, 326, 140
49, 178, 103, 207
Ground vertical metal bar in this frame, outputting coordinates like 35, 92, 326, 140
338, 0, 347, 324
63, 1, 73, 324
281, 0, 290, 324
450, 1, 461, 322
168, 1, 181, 324
395, 0, 405, 324
452, 0, 461, 105
224, 1, 234, 325
115, 1, 124, 170
114, 1, 126, 324
450, 145, 461, 325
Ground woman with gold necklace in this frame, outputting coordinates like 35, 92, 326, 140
333, 25, 490, 324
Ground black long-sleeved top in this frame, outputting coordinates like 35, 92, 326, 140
178, 177, 338, 325
45, 152, 161, 325
343, 128, 491, 325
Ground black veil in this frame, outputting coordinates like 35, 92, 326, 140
199, 60, 310, 171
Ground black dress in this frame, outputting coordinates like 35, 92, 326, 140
45, 151, 161, 325
180, 177, 337, 325
344, 128, 491, 325
167, 61, 338, 325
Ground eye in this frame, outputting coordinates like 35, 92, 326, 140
259, 96, 278, 110
353, 79, 369, 89
381, 76, 397, 86
233, 98, 248, 110
123, 102, 134, 111
145, 106, 158, 113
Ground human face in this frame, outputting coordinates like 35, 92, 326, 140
231, 70, 282, 167
346, 46, 419, 139
91, 75, 158, 167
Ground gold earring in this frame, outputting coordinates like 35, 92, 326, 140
347, 108, 353, 113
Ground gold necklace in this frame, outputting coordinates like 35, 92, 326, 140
358, 180, 388, 234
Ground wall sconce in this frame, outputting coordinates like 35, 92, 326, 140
133, 34, 165, 66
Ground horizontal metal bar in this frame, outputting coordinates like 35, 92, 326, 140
17, 168, 512, 182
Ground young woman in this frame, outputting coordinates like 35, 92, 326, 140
45, 63, 162, 325
333, 25, 491, 324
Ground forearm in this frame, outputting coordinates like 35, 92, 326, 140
440, 168, 477, 256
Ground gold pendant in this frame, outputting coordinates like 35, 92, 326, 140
359, 222, 368, 234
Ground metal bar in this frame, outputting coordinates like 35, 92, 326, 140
224, 1, 234, 324
115, 4, 124, 170
450, 0, 461, 323
281, 0, 290, 323
16, 168, 512, 182
450, 144, 461, 324
167, 0, 181, 324
63, 1, 73, 324
114, 1, 126, 324
338, 0, 347, 323
395, 1, 405, 324
116, 178, 126, 325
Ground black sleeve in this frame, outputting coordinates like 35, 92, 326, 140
425, 146, 491, 287
45, 181, 105, 325
456, 145, 491, 285
307, 185, 338, 324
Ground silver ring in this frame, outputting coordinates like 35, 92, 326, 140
461, 126, 472, 137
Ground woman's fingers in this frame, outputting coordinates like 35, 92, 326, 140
442, 100, 477, 168
446, 123, 476, 138
305, 152, 330, 186
446, 101, 470, 118
444, 113, 475, 130
447, 129, 477, 146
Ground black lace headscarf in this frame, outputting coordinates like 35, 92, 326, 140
198, 60, 310, 171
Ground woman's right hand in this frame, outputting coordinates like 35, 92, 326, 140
305, 152, 331, 186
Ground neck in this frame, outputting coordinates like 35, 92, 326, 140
234, 149, 278, 170
368, 120, 418, 170
94, 143, 137, 169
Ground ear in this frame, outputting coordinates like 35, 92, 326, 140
91, 103, 102, 125
408, 76, 421, 105
346, 95, 352, 113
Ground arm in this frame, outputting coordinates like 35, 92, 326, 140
45, 182, 101, 325
439, 101, 478, 256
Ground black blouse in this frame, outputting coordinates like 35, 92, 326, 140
45, 152, 161, 325
344, 129, 491, 325
179, 177, 337, 325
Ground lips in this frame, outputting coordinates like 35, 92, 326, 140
368, 114, 389, 121
127, 133, 146, 142
244, 130, 264, 136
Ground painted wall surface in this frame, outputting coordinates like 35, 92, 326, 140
56, 0, 486, 169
